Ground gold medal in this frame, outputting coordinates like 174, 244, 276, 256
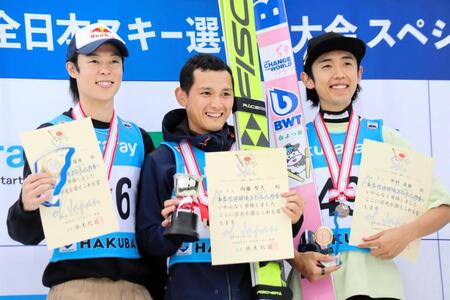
315, 226, 333, 247
40, 157, 61, 177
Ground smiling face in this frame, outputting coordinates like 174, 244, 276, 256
66, 43, 123, 106
176, 69, 234, 134
302, 50, 362, 112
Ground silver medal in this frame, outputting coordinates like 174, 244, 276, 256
336, 203, 350, 218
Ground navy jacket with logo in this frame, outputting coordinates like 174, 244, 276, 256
137, 108, 301, 300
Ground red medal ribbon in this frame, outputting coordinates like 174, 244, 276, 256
314, 111, 360, 203
72, 102, 118, 181
178, 141, 209, 221
178, 141, 237, 221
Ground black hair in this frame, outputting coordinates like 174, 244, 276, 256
304, 62, 362, 107
179, 53, 233, 95
67, 44, 125, 103
68, 53, 80, 103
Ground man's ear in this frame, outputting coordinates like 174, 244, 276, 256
175, 87, 188, 107
357, 65, 363, 83
301, 72, 315, 89
66, 61, 79, 79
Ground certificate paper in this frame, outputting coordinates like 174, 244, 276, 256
20, 118, 118, 249
206, 148, 293, 265
349, 140, 433, 260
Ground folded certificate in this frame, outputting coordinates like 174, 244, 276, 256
20, 118, 118, 249
206, 148, 293, 265
349, 140, 434, 260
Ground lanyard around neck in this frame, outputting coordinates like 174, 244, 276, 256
178, 140, 236, 221
71, 102, 119, 180
314, 112, 360, 202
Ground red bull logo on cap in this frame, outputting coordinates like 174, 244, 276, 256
70, 23, 127, 57
91, 25, 112, 33
90, 25, 113, 38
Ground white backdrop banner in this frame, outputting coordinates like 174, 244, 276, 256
0, 0, 449, 299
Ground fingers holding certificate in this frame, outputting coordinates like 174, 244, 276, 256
206, 148, 294, 266
20, 118, 118, 249
21, 173, 56, 211
349, 140, 433, 260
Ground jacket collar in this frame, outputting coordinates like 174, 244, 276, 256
162, 109, 235, 152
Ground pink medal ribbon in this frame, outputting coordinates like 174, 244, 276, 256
178, 140, 237, 222
178, 141, 209, 222
314, 112, 360, 204
71, 102, 119, 181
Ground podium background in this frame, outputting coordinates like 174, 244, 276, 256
1, 1, 449, 299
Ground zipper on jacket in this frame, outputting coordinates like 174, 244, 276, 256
219, 135, 224, 151
226, 266, 232, 300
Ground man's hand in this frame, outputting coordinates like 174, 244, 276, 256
288, 250, 340, 282
281, 190, 304, 224
358, 225, 414, 259
161, 198, 181, 228
21, 173, 55, 211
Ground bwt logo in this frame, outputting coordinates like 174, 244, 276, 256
0, 145, 24, 168
269, 88, 302, 131
269, 88, 298, 116
274, 115, 302, 131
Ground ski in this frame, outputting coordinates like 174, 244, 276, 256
218, 0, 292, 299
253, 1, 336, 299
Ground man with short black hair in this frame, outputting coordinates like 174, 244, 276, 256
288, 32, 450, 300
137, 53, 304, 300
7, 23, 166, 300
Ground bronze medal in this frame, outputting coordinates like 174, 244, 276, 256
315, 226, 333, 248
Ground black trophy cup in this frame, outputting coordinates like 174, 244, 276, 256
163, 173, 202, 244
